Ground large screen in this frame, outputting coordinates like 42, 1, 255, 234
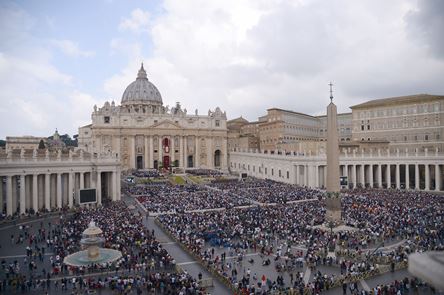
79, 188, 97, 204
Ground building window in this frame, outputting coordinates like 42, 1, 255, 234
215, 120, 220, 127
425, 135, 429, 141
154, 120, 158, 123
265, 168, 267, 174
104, 116, 110, 123
271, 169, 274, 176
286, 171, 289, 179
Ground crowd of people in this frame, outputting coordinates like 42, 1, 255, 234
210, 178, 324, 203
186, 169, 223, 177
128, 183, 251, 213
129, 169, 162, 178
0, 201, 206, 294
154, 178, 444, 294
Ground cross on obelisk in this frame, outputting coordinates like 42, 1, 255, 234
329, 82, 333, 103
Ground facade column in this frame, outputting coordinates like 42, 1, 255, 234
96, 171, 102, 205
424, 164, 430, 191
377, 164, 382, 188
425, 164, 430, 190
149, 136, 154, 169
222, 137, 228, 169
436, 165, 441, 191
315, 165, 319, 188
180, 136, 184, 169
6, 176, 12, 216
386, 165, 391, 189
369, 165, 374, 188
396, 164, 400, 189
405, 165, 410, 190
144, 136, 149, 169
195, 136, 200, 168
207, 138, 212, 168
171, 136, 175, 164
415, 164, 420, 190
158, 137, 163, 166
45, 173, 50, 211
57, 173, 62, 209
130, 136, 136, 169
32, 174, 38, 211
113, 171, 118, 201
68, 172, 73, 208
20, 174, 26, 214
296, 165, 300, 185
117, 168, 121, 200
352, 165, 357, 188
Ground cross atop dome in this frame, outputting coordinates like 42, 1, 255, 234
137, 63, 147, 80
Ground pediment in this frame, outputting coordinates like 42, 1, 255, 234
151, 119, 182, 129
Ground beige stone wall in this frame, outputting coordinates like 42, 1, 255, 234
351, 95, 444, 152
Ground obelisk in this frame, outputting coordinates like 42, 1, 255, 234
325, 82, 342, 225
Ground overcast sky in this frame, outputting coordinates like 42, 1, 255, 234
0, 0, 443, 139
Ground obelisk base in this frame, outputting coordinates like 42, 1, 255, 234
325, 194, 343, 227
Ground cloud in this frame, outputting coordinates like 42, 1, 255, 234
51, 39, 95, 58
0, 5, 97, 138
119, 0, 442, 120
118, 8, 150, 33
406, 0, 444, 59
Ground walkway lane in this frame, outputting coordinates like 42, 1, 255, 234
124, 195, 231, 295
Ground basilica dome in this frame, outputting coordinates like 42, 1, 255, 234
121, 64, 162, 105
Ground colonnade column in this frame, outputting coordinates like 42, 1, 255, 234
20, 174, 26, 214
149, 136, 154, 169
112, 171, 118, 201
360, 165, 365, 187
369, 165, 374, 188
315, 165, 319, 188
144, 136, 149, 169
32, 174, 38, 211
405, 165, 410, 190
386, 165, 391, 189
415, 164, 420, 190
6, 176, 12, 216
436, 165, 441, 191
180, 136, 184, 169
195, 136, 200, 168
80, 172, 84, 190
377, 164, 382, 188
96, 171, 102, 205
395, 164, 400, 189
57, 173, 62, 208
352, 165, 357, 188
45, 173, 50, 211
68, 172, 73, 208
425, 164, 430, 190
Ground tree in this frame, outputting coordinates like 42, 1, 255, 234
38, 139, 46, 149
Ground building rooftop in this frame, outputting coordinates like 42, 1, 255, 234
350, 94, 444, 109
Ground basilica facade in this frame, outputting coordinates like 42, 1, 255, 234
78, 65, 228, 171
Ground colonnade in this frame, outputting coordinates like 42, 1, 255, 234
229, 149, 444, 192
0, 170, 121, 216
0, 150, 121, 217
293, 163, 443, 191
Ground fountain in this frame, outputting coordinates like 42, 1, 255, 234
63, 221, 122, 267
